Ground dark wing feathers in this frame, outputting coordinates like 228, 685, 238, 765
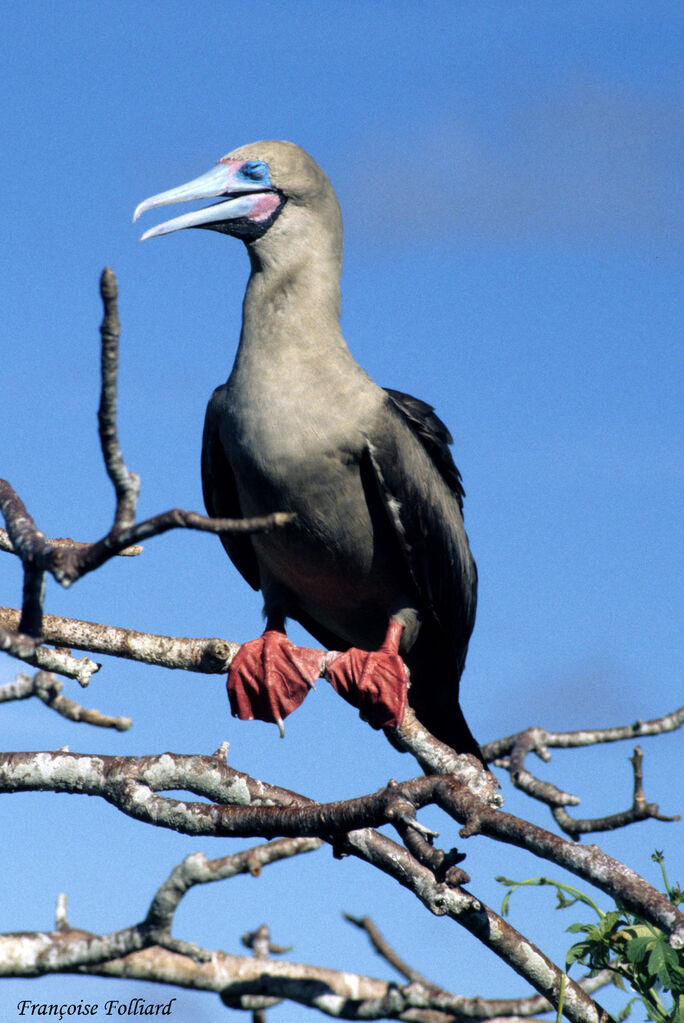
202, 382, 476, 672
201, 387, 260, 591
384, 387, 465, 510
366, 392, 477, 667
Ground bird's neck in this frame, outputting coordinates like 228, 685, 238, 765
234, 218, 350, 374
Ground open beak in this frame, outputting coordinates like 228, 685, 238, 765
133, 159, 277, 240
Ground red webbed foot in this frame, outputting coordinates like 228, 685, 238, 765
227, 619, 324, 735
326, 619, 407, 729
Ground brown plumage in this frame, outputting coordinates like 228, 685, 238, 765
136, 141, 481, 760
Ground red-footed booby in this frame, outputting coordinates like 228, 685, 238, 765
135, 141, 482, 760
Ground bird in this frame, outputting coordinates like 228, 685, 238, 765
134, 140, 482, 760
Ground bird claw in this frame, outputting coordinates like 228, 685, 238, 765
227, 630, 324, 730
326, 620, 407, 730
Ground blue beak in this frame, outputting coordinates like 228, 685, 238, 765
134, 159, 276, 240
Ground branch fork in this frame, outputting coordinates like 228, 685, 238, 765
2, 270, 683, 1022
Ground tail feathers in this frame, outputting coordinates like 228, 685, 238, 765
404, 629, 487, 767
412, 694, 487, 767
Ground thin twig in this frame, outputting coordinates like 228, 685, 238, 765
0, 473, 293, 589
0, 670, 130, 730
483, 708, 684, 761
98, 267, 140, 530
47, 506, 294, 587
344, 913, 615, 1017
344, 914, 438, 988
0, 270, 293, 650
0, 528, 142, 557
551, 745, 680, 837
146, 839, 322, 934
487, 711, 684, 837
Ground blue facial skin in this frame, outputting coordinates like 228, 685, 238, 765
239, 160, 272, 187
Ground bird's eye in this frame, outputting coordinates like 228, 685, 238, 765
243, 161, 268, 180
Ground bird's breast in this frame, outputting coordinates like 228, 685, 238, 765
218, 381, 415, 641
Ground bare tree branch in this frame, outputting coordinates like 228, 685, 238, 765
0, 748, 680, 952
550, 745, 680, 837
345, 913, 439, 988
345, 913, 615, 1018
0, 846, 615, 1023
146, 838, 322, 938
0, 528, 143, 557
0, 746, 616, 1019
484, 708, 684, 762
0, 606, 238, 673
97, 267, 140, 531
3, 269, 681, 1023
0, 670, 131, 730
0, 269, 293, 679
0, 935, 581, 1022
0, 835, 603, 1020
488, 711, 684, 837
0, 475, 293, 589
0, 620, 100, 685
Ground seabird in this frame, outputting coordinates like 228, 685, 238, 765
135, 141, 482, 760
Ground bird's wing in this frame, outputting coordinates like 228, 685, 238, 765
201, 387, 260, 591
365, 391, 477, 660
383, 387, 465, 510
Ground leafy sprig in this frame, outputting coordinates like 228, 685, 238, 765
496, 852, 683, 1023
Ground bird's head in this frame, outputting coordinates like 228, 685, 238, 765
134, 140, 340, 249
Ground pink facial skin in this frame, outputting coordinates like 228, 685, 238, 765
247, 191, 282, 222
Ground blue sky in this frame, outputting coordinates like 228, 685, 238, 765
1, 3, 682, 1021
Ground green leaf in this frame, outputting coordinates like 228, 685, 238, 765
566, 922, 592, 934
625, 936, 655, 965
668, 963, 684, 992
566, 941, 593, 968
670, 884, 684, 907
647, 938, 676, 989
493, 858, 683, 1022
601, 910, 626, 936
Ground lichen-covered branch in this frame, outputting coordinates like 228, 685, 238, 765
0, 935, 588, 1021
0, 606, 238, 673
0, 819, 612, 1019
344, 913, 615, 1018
0, 847, 613, 1023
0, 747, 609, 1019
0, 744, 680, 1011
0, 746, 678, 948
0, 620, 100, 685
